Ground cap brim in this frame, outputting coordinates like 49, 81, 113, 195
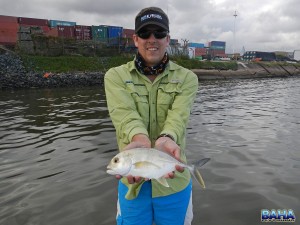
136, 21, 169, 33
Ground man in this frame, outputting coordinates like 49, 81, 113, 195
104, 6, 198, 225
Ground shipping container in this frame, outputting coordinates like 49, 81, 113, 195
91, 25, 108, 42
122, 28, 135, 38
107, 26, 123, 38
18, 17, 48, 26
0, 15, 18, 23
170, 39, 179, 46
57, 25, 75, 39
207, 48, 226, 58
122, 28, 135, 47
49, 20, 76, 28
75, 25, 92, 40
195, 47, 206, 57
0, 15, 19, 45
209, 41, 226, 47
19, 24, 50, 34
210, 49, 226, 54
188, 42, 205, 48
210, 45, 225, 50
45, 27, 58, 37
107, 25, 123, 46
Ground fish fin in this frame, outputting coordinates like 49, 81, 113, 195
195, 168, 206, 189
156, 177, 169, 187
134, 161, 161, 169
189, 158, 210, 189
195, 158, 210, 168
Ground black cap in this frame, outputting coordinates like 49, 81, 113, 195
135, 7, 169, 33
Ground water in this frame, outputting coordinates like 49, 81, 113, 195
1, 77, 299, 225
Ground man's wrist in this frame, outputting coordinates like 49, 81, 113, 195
156, 133, 175, 142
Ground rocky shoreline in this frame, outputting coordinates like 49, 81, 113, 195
193, 61, 300, 80
1, 53, 299, 89
0, 53, 104, 89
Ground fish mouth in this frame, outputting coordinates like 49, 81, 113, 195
106, 166, 114, 175
106, 169, 117, 175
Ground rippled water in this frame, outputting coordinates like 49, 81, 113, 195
1, 78, 299, 225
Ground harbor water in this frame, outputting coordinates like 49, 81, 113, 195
0, 77, 299, 225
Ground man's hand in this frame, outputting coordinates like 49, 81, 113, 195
123, 133, 151, 150
155, 136, 185, 178
117, 134, 151, 184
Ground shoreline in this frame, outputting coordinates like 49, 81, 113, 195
193, 62, 300, 80
1, 54, 300, 89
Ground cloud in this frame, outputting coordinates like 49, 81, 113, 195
1, 0, 299, 52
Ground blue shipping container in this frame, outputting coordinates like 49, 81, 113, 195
107, 26, 123, 38
188, 42, 205, 48
210, 41, 226, 47
49, 20, 76, 27
107, 26, 123, 46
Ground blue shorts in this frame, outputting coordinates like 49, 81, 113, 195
116, 180, 193, 225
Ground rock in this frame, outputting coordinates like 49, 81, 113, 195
0, 53, 104, 89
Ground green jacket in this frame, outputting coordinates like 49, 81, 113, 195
104, 59, 198, 199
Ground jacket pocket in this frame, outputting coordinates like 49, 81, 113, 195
126, 83, 149, 103
157, 83, 182, 124
157, 83, 182, 105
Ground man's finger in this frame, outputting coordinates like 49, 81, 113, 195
115, 175, 122, 180
175, 165, 184, 173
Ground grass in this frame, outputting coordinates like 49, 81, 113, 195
21, 54, 239, 73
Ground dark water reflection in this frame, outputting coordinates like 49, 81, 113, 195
1, 78, 299, 225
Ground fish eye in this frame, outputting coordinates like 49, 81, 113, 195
114, 157, 119, 163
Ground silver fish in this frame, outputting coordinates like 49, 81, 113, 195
106, 148, 210, 188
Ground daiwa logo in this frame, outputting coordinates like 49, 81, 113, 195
141, 14, 162, 22
261, 209, 296, 222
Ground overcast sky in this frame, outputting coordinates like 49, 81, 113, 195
1, 0, 299, 53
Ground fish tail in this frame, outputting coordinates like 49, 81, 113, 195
188, 158, 210, 189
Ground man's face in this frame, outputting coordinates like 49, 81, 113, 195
133, 25, 170, 67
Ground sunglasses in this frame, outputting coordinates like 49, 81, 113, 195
137, 30, 168, 39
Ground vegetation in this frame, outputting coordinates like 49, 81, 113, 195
170, 55, 238, 70
21, 54, 238, 73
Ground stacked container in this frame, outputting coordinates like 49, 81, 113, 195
188, 42, 205, 48
188, 42, 206, 57
57, 25, 75, 39
0, 15, 19, 46
209, 41, 226, 58
91, 25, 108, 43
75, 25, 92, 40
170, 39, 179, 46
18, 17, 50, 33
49, 20, 76, 28
107, 25, 123, 46
122, 28, 135, 47
195, 47, 206, 57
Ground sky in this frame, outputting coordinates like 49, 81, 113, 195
1, 0, 300, 54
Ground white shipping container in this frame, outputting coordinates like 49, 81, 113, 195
293, 50, 300, 61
